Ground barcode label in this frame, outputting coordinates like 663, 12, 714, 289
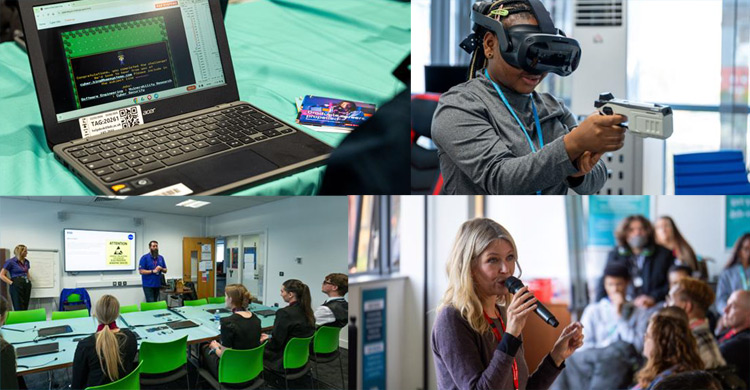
142, 183, 193, 196
78, 105, 144, 139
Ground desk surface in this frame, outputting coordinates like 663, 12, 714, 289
0, 0, 409, 195
1, 302, 278, 375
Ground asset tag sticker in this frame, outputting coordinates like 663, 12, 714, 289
78, 105, 144, 138
142, 183, 194, 196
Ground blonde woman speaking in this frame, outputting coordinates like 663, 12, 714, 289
432, 218, 584, 389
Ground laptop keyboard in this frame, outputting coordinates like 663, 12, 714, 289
64, 105, 296, 184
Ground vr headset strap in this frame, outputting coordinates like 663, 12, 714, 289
526, 0, 556, 34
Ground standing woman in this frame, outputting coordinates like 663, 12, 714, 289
654, 216, 707, 281
716, 233, 750, 313
71, 295, 138, 389
432, 218, 584, 389
0, 245, 32, 311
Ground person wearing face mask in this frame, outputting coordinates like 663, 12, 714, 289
138, 240, 168, 303
596, 215, 674, 308
431, 0, 626, 195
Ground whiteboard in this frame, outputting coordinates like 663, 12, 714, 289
27, 250, 60, 299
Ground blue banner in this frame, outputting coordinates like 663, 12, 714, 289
588, 196, 650, 246
726, 196, 750, 248
362, 287, 386, 390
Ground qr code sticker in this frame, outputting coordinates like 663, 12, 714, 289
119, 107, 142, 128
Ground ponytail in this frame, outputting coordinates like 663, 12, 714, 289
94, 295, 125, 382
283, 279, 315, 326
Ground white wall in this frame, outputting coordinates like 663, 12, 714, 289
0, 198, 205, 315
487, 196, 571, 295
652, 195, 730, 280
207, 196, 349, 346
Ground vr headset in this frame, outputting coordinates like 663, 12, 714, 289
460, 0, 581, 76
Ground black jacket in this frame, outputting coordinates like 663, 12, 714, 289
719, 329, 750, 389
264, 302, 315, 371
595, 244, 674, 302
1, 338, 18, 390
71, 329, 138, 390
322, 299, 348, 328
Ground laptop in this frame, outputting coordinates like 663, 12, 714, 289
16, 342, 60, 358
37, 325, 73, 337
19, 0, 332, 195
166, 320, 199, 330
253, 309, 276, 317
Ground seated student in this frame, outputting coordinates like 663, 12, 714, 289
633, 307, 704, 390
654, 216, 708, 281
581, 263, 647, 351
0, 295, 20, 390
651, 370, 722, 390
262, 279, 315, 372
596, 215, 674, 309
314, 273, 348, 327
551, 264, 647, 390
72, 295, 137, 390
666, 277, 726, 369
201, 284, 261, 382
716, 233, 750, 314
717, 290, 750, 389
667, 265, 692, 289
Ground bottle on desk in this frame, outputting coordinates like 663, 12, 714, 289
214, 310, 221, 329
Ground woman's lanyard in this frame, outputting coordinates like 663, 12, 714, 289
483, 309, 519, 390
484, 69, 544, 195
739, 266, 750, 291
16, 259, 28, 275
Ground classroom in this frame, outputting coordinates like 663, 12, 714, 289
0, 196, 349, 389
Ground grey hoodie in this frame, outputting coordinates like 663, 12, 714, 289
431, 70, 607, 195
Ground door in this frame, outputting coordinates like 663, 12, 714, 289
182, 237, 215, 299
240, 233, 265, 303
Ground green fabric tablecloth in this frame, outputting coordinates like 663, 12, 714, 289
0, 0, 409, 195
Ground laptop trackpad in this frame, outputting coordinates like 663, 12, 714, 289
173, 148, 278, 191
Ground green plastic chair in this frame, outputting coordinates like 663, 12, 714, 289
312, 326, 345, 388
86, 361, 142, 390
139, 301, 167, 312
51, 309, 88, 320
6, 308, 46, 325
139, 335, 189, 387
183, 298, 207, 307
281, 336, 314, 389
120, 304, 139, 314
207, 296, 225, 304
67, 293, 82, 303
198, 342, 266, 389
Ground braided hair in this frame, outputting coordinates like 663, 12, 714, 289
467, 0, 536, 80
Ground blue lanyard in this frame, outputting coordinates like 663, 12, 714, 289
484, 69, 544, 195
740, 266, 750, 291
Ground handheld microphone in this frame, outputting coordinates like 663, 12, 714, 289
504, 276, 559, 328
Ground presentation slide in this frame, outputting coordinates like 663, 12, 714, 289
64, 229, 136, 272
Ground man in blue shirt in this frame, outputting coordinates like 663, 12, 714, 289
138, 240, 167, 302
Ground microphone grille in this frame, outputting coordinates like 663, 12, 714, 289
504, 276, 524, 293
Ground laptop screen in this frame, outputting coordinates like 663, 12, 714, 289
32, 0, 226, 124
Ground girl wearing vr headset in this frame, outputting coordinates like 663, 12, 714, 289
431, 0, 627, 195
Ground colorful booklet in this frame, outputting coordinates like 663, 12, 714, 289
295, 95, 376, 132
